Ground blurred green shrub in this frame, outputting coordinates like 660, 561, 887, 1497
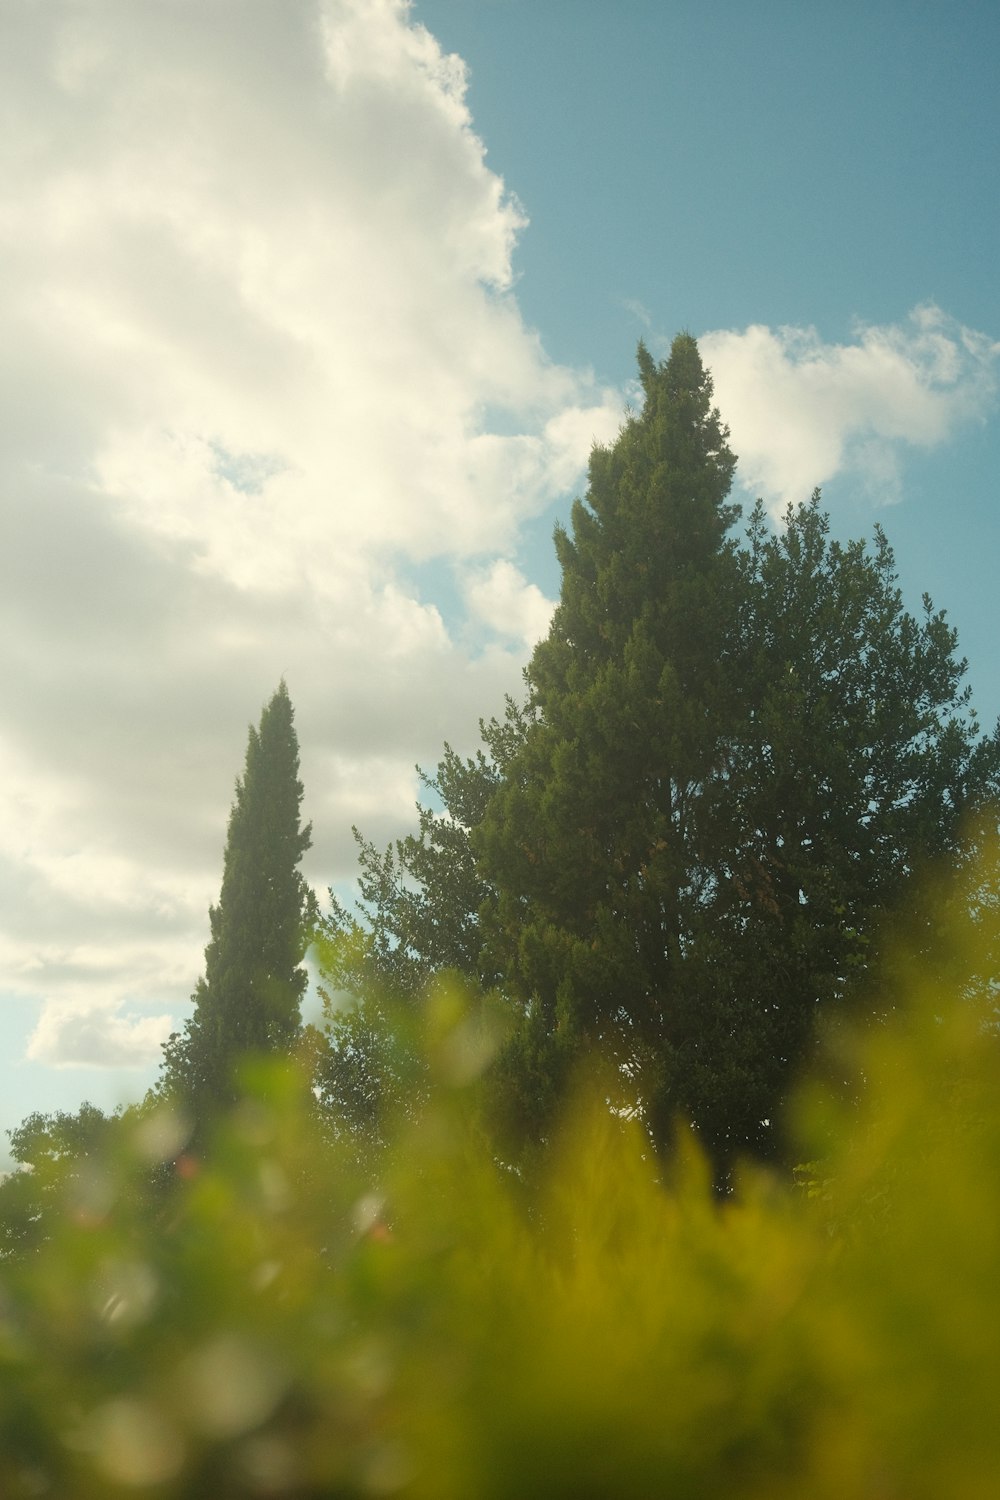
2, 849, 1000, 1498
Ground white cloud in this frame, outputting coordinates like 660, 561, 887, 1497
700, 305, 1000, 513
27, 999, 175, 1070
461, 560, 556, 649
0, 0, 622, 1071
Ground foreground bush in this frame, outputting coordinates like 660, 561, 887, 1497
1, 889, 999, 1497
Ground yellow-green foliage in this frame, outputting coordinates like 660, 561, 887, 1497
2, 859, 1000, 1498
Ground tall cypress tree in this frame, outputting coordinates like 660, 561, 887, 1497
162, 682, 316, 1117
475, 335, 743, 1147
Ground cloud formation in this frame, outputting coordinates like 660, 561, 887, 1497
700, 306, 1000, 512
0, 0, 621, 1071
27, 1000, 176, 1071
461, 560, 555, 650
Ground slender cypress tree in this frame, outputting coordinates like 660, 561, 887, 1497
161, 682, 315, 1117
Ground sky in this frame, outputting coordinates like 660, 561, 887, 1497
2, 0, 998, 1155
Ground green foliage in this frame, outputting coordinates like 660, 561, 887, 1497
160, 682, 316, 1122
669, 493, 1000, 1166
3, 851, 1000, 1497
1, 1104, 118, 1260
310, 992, 428, 1164
8, 1103, 113, 1172
316, 702, 531, 1143
322, 701, 531, 1005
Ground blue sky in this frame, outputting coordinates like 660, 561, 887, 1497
416, 0, 1000, 689
1, 0, 997, 1156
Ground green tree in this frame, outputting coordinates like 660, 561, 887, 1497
160, 682, 316, 1121
313, 705, 530, 1147
0, 1103, 114, 1260
321, 700, 530, 1005
669, 495, 1000, 1165
6, 1101, 112, 1172
474, 334, 744, 1153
